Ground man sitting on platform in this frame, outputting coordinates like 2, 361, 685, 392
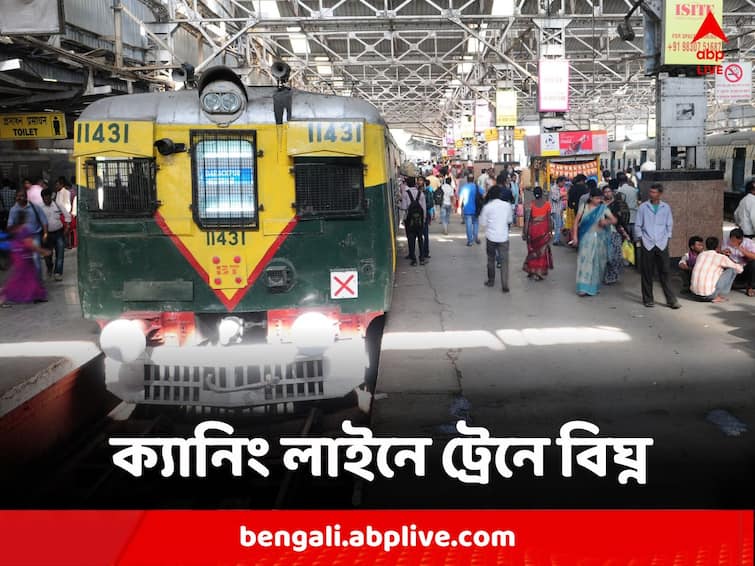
722, 228, 755, 297
690, 237, 743, 303
678, 235, 704, 294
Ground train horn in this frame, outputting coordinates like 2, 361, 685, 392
271, 61, 291, 86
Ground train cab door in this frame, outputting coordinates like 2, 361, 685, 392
732, 147, 746, 193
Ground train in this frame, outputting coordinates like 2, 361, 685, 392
602, 131, 755, 216
73, 63, 401, 414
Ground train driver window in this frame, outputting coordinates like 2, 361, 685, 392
191, 131, 257, 229
293, 156, 365, 218
84, 157, 157, 217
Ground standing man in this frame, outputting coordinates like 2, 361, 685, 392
616, 172, 638, 239
733, 180, 755, 238
479, 186, 513, 292
550, 176, 566, 245
0, 178, 15, 229
459, 173, 482, 246
7, 188, 48, 278
418, 176, 433, 260
402, 176, 426, 266
40, 188, 71, 281
438, 176, 455, 235
635, 183, 680, 309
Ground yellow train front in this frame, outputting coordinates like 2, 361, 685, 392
74, 65, 400, 412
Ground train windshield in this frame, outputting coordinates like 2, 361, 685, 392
192, 131, 257, 228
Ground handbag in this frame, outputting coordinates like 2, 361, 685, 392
621, 239, 635, 265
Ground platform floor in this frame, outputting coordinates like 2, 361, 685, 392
370, 214, 755, 508
0, 250, 100, 417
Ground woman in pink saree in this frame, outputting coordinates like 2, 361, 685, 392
1, 211, 50, 306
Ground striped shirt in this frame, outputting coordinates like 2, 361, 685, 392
690, 250, 743, 297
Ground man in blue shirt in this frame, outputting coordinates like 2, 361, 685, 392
458, 174, 483, 246
7, 189, 48, 277
635, 183, 680, 309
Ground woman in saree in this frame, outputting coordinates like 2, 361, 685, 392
602, 187, 630, 284
0, 211, 50, 307
572, 187, 616, 296
523, 186, 553, 280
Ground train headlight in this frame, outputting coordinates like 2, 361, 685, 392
291, 312, 337, 354
218, 316, 244, 346
202, 92, 222, 113
100, 320, 146, 363
221, 92, 241, 113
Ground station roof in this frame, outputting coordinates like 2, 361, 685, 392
0, 0, 753, 138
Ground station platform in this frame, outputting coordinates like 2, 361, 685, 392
0, 249, 100, 417
369, 214, 755, 508
0, 250, 106, 477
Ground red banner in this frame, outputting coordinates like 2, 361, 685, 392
0, 510, 751, 565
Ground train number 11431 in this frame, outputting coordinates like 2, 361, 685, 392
307, 122, 362, 144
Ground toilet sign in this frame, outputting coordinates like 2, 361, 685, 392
715, 61, 752, 102
330, 270, 358, 299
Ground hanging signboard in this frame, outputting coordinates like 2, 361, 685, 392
495, 90, 517, 126
513, 127, 526, 141
0, 112, 67, 140
445, 126, 455, 146
662, 0, 724, 66
484, 128, 499, 142
460, 116, 474, 138
538, 60, 570, 112
474, 100, 491, 133
715, 61, 752, 102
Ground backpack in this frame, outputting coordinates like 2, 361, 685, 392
406, 190, 424, 233
474, 188, 484, 216
433, 185, 445, 206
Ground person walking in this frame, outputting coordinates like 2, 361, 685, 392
572, 187, 616, 296
418, 176, 433, 260
7, 188, 47, 278
616, 172, 638, 239
40, 188, 71, 281
602, 186, 629, 284
635, 183, 680, 309
479, 186, 513, 292
402, 176, 427, 266
438, 176, 455, 235
0, 211, 50, 306
459, 174, 483, 246
523, 186, 553, 280
549, 176, 566, 245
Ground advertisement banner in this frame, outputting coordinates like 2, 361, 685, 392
538, 59, 570, 112
495, 90, 517, 126
474, 100, 491, 133
663, 0, 724, 65
540, 132, 559, 156
715, 61, 752, 102
558, 131, 592, 155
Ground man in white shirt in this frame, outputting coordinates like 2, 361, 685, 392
733, 180, 755, 237
54, 176, 72, 215
40, 188, 71, 280
722, 228, 755, 297
479, 186, 513, 292
438, 177, 456, 235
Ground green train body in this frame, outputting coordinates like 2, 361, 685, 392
75, 66, 400, 410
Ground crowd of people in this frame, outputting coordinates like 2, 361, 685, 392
0, 176, 77, 307
398, 162, 755, 306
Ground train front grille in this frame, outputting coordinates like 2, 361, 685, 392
143, 359, 325, 406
